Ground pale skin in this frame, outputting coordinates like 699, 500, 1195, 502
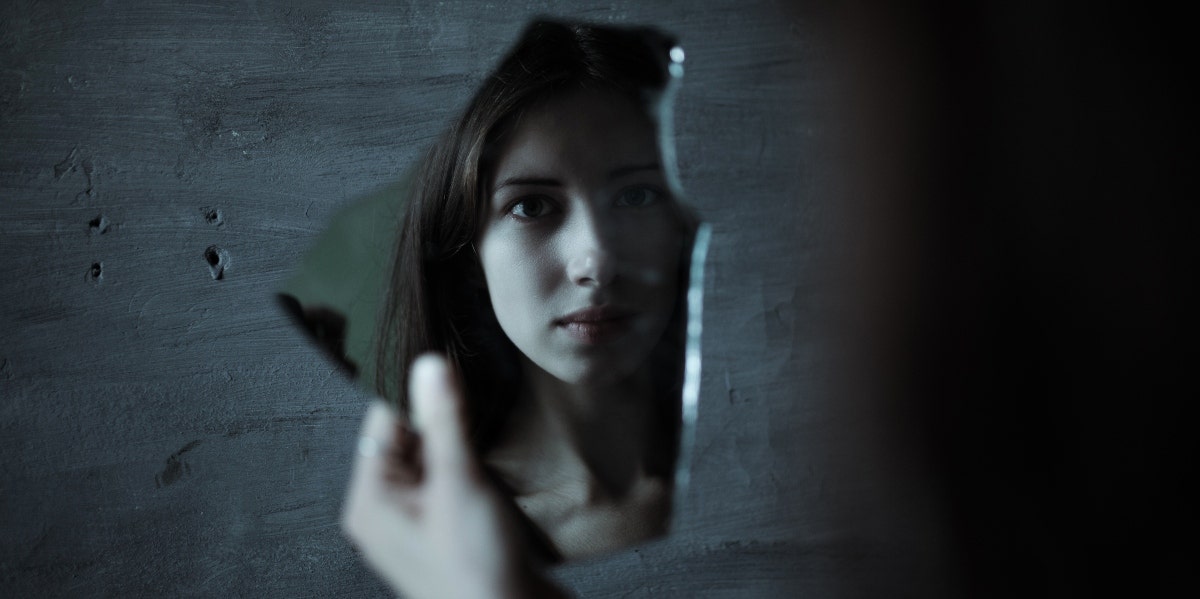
477, 89, 682, 558
342, 356, 566, 599
342, 90, 683, 595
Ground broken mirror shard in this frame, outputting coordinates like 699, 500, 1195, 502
278, 19, 708, 563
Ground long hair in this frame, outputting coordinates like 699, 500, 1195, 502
373, 20, 694, 454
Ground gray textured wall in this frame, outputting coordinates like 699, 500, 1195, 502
0, 2, 896, 596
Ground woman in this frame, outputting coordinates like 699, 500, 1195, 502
343, 19, 697, 595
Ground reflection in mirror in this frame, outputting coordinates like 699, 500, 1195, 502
279, 19, 708, 563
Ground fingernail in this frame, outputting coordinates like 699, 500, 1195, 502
417, 354, 451, 385
409, 354, 447, 430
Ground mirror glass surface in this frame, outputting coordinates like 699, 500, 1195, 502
278, 19, 708, 563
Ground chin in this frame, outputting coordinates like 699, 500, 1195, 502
541, 354, 645, 388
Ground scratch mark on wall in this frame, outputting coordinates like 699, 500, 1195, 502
725, 369, 746, 404
53, 147, 79, 181
155, 439, 202, 488
52, 145, 97, 202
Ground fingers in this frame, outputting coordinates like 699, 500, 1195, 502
408, 353, 473, 480
353, 401, 399, 486
384, 421, 424, 486
343, 401, 400, 538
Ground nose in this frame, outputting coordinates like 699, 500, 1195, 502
567, 249, 616, 288
565, 210, 616, 288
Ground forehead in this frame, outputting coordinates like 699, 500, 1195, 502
491, 90, 661, 182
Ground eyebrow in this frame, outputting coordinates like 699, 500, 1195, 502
492, 163, 661, 194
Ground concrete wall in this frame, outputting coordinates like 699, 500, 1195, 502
2, 2, 877, 596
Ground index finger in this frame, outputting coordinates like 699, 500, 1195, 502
408, 354, 473, 479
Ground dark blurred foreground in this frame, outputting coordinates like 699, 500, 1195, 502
820, 2, 1195, 596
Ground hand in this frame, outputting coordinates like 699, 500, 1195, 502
341, 354, 566, 599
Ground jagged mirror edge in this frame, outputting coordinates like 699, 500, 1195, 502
653, 43, 708, 527
673, 222, 710, 525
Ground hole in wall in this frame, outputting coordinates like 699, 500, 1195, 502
202, 207, 224, 226
204, 245, 228, 280
88, 215, 110, 234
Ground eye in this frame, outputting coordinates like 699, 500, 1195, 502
506, 196, 559, 221
614, 185, 665, 208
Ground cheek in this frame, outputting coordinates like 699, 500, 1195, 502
479, 232, 558, 326
615, 219, 685, 287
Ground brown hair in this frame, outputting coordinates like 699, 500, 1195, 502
373, 19, 694, 453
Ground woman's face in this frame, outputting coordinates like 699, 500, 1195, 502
477, 90, 684, 387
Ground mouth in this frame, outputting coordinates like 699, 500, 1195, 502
554, 305, 636, 344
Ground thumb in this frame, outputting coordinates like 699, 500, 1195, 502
409, 353, 473, 479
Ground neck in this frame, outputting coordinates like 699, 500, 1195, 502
488, 357, 661, 501
522, 357, 653, 429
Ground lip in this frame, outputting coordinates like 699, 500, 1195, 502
555, 305, 635, 324
555, 305, 636, 344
